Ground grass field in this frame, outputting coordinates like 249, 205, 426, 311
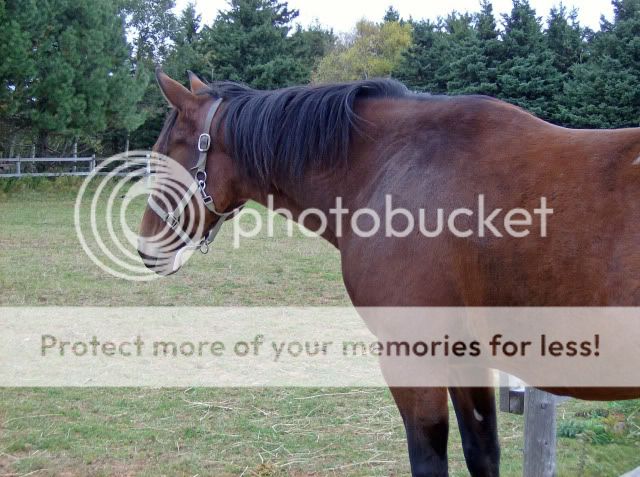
1, 179, 639, 476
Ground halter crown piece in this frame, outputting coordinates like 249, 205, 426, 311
147, 98, 242, 255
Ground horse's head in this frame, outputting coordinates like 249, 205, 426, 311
137, 69, 244, 275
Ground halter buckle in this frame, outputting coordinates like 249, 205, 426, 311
199, 242, 209, 254
202, 193, 213, 205
198, 133, 211, 152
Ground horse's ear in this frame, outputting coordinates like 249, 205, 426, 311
187, 70, 208, 94
156, 68, 192, 110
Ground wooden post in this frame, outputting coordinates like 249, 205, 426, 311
499, 374, 510, 412
499, 374, 525, 415
30, 145, 35, 173
72, 141, 78, 173
16, 155, 21, 177
124, 138, 130, 171
146, 153, 151, 188
523, 388, 557, 477
91, 154, 96, 173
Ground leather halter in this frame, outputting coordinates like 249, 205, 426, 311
147, 98, 242, 254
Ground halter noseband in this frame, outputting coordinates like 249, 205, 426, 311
147, 98, 242, 255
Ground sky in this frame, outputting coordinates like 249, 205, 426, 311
173, 0, 615, 33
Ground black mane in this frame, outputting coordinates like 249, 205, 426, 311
202, 79, 410, 185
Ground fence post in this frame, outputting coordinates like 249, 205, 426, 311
30, 145, 35, 174
91, 154, 96, 173
16, 155, 21, 177
124, 138, 130, 170
523, 388, 557, 477
72, 142, 78, 173
499, 374, 510, 413
146, 153, 151, 188
499, 374, 525, 414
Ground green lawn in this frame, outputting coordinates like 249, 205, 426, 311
1, 180, 639, 476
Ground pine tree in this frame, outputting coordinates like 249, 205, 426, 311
164, 3, 207, 79
289, 23, 335, 79
0, 0, 146, 153
394, 20, 451, 92
558, 57, 637, 127
609, 0, 640, 22
445, 13, 498, 95
477, 0, 499, 42
122, 0, 180, 150
384, 6, 401, 23
496, 1, 563, 120
546, 5, 587, 73
558, 0, 640, 127
119, 0, 177, 68
199, 0, 305, 88
500, 0, 545, 58
0, 0, 38, 140
394, 5, 500, 96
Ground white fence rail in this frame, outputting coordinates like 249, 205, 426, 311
0, 156, 96, 177
0, 155, 151, 178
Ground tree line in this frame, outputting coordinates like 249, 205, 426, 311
0, 0, 638, 158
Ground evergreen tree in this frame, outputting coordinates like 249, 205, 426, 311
609, 0, 640, 22
0, 0, 38, 142
199, 0, 306, 88
289, 23, 335, 77
122, 0, 179, 150
445, 13, 498, 95
558, 0, 640, 127
164, 3, 207, 79
559, 57, 637, 127
546, 5, 587, 73
0, 0, 146, 154
497, 1, 563, 120
477, 0, 499, 42
500, 0, 545, 58
119, 0, 177, 67
395, 3, 503, 95
597, 0, 640, 71
384, 6, 401, 23
394, 20, 451, 92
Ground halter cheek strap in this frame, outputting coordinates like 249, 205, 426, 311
147, 98, 243, 255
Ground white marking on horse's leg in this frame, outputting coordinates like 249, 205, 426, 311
633, 156, 640, 165
473, 408, 484, 422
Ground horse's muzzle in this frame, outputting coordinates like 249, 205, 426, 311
137, 237, 193, 276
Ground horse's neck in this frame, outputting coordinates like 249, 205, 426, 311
249, 174, 346, 248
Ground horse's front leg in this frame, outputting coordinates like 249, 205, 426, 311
449, 385, 500, 477
390, 387, 450, 477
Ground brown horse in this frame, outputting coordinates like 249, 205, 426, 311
138, 69, 640, 476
